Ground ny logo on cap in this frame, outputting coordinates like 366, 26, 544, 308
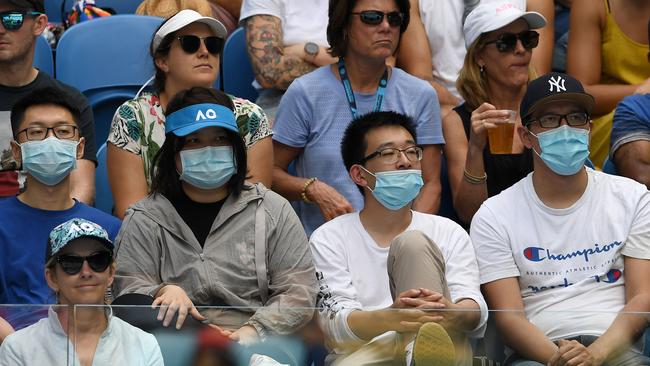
196, 109, 218, 121
548, 76, 566, 93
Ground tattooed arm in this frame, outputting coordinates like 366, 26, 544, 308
244, 15, 336, 90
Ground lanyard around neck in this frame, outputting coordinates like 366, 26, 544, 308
337, 59, 388, 119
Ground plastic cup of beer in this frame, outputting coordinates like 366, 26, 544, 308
487, 110, 517, 154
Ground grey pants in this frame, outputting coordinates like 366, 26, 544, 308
334, 230, 471, 366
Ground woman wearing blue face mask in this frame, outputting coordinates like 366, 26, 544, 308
112, 87, 317, 347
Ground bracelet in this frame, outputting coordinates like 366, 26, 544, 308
463, 168, 487, 184
301, 177, 318, 203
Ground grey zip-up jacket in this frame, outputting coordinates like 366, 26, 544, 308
112, 183, 317, 336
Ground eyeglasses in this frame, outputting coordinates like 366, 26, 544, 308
56, 251, 113, 275
0, 11, 41, 31
176, 35, 223, 55
351, 11, 404, 27
483, 30, 539, 53
16, 125, 79, 141
526, 112, 590, 128
361, 146, 423, 164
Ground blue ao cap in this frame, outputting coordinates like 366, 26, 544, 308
165, 103, 238, 137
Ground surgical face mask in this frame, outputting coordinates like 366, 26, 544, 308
179, 146, 235, 189
361, 167, 424, 210
20, 137, 78, 186
529, 125, 590, 176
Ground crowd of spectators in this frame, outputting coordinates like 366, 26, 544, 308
1, 0, 650, 365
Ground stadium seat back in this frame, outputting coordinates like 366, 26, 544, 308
33, 35, 54, 76
221, 27, 259, 101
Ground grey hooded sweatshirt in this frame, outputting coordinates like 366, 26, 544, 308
112, 183, 317, 336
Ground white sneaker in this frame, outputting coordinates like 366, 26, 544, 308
249, 353, 289, 366
409, 323, 455, 366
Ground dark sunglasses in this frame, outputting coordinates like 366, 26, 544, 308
483, 30, 539, 52
176, 35, 223, 55
0, 11, 41, 31
351, 11, 404, 27
56, 251, 113, 275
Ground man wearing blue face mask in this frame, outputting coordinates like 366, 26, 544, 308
471, 72, 650, 365
309, 111, 487, 366
0, 87, 120, 332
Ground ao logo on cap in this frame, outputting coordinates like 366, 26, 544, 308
68, 222, 97, 235
548, 76, 566, 93
196, 109, 218, 121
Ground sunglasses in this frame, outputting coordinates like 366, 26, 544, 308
56, 251, 113, 275
0, 11, 41, 31
351, 11, 404, 27
483, 30, 539, 52
176, 35, 223, 55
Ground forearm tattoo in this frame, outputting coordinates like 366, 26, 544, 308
245, 15, 317, 90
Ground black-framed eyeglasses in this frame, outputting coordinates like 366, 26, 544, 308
16, 125, 79, 141
176, 35, 223, 55
351, 11, 404, 27
360, 146, 423, 164
56, 251, 113, 275
483, 30, 539, 53
526, 112, 590, 129
0, 11, 41, 31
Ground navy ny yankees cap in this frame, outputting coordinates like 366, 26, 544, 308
520, 72, 594, 123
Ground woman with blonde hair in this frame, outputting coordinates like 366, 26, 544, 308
442, 1, 546, 224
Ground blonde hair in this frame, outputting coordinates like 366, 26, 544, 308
457, 34, 537, 111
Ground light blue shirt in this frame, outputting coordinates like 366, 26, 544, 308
0, 306, 163, 366
274, 66, 444, 234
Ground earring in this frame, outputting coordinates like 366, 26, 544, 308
479, 65, 484, 74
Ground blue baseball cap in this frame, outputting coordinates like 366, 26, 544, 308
46, 218, 114, 263
165, 103, 238, 136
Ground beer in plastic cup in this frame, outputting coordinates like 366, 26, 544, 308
487, 110, 517, 154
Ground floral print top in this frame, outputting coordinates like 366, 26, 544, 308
108, 92, 272, 187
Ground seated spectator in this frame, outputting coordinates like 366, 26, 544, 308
136, 0, 241, 37
310, 111, 487, 365
442, 1, 546, 224
0, 88, 120, 329
273, 0, 444, 235
113, 88, 316, 347
567, 0, 650, 168
240, 0, 337, 122
108, 9, 272, 219
397, 0, 554, 116
0, 0, 96, 203
610, 93, 650, 187
0, 218, 163, 365
472, 73, 650, 365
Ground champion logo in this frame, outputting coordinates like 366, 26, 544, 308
196, 109, 218, 121
548, 76, 566, 93
601, 269, 622, 283
523, 241, 623, 263
495, 3, 518, 13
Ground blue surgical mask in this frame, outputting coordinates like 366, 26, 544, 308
179, 146, 235, 189
529, 125, 590, 176
361, 167, 424, 210
20, 137, 78, 186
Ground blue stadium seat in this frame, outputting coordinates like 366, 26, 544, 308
56, 15, 163, 147
45, 0, 141, 23
33, 35, 54, 76
220, 27, 259, 102
95, 142, 113, 214
602, 156, 619, 175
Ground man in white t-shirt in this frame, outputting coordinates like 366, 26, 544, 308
471, 72, 650, 366
239, 0, 337, 121
310, 111, 487, 366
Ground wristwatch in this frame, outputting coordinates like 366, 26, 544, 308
304, 42, 320, 57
